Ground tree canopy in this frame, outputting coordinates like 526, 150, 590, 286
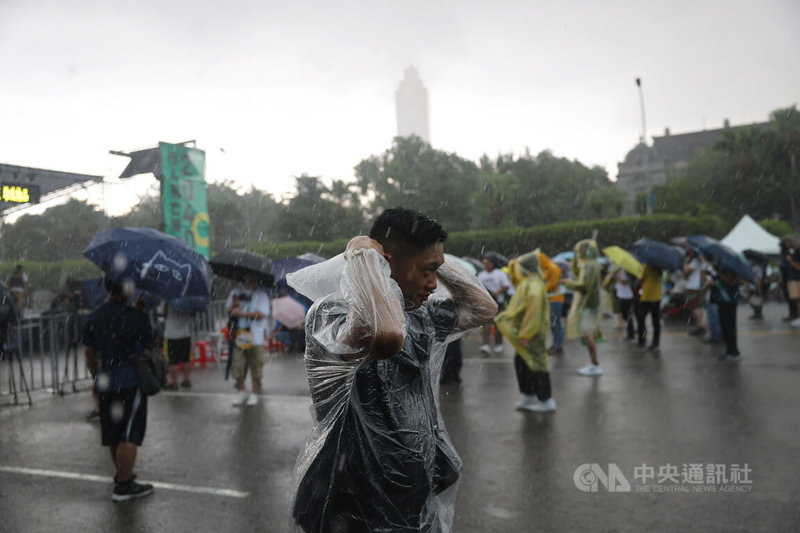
652, 105, 800, 228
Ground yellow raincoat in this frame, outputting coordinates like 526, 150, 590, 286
495, 251, 550, 372
564, 239, 602, 340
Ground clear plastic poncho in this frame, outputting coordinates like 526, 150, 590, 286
287, 248, 497, 533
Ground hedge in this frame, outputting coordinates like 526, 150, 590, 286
3, 215, 724, 293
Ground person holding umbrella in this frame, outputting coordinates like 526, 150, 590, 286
704, 266, 742, 361
226, 272, 272, 406
80, 277, 156, 501
636, 265, 663, 352
683, 248, 707, 337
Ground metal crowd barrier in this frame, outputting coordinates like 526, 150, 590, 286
0, 300, 229, 403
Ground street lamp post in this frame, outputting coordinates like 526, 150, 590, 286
636, 77, 652, 214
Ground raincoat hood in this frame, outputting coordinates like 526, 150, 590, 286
574, 239, 599, 261
509, 250, 543, 286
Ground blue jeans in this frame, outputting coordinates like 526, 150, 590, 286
706, 302, 722, 341
550, 301, 564, 348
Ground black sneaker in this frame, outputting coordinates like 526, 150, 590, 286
112, 479, 154, 502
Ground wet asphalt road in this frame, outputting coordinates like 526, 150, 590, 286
1, 302, 799, 532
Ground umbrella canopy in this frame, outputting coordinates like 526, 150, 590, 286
210, 249, 274, 287
686, 234, 719, 251
553, 260, 571, 276
670, 236, 689, 247
461, 256, 485, 273
553, 251, 575, 263
687, 236, 756, 284
629, 238, 684, 272
482, 250, 508, 268
443, 253, 478, 275
602, 246, 644, 278
84, 227, 213, 301
743, 249, 769, 265
782, 234, 800, 249
80, 276, 164, 310
272, 255, 325, 286
272, 295, 307, 329
169, 295, 211, 312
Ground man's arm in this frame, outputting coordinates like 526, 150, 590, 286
436, 261, 498, 332
340, 237, 405, 360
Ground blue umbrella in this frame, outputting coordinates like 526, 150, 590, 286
84, 227, 213, 301
629, 238, 683, 272
687, 235, 756, 284
553, 251, 575, 263
169, 295, 211, 312
80, 276, 162, 309
686, 234, 718, 251
273, 255, 325, 287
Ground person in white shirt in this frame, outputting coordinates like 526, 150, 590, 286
226, 272, 271, 406
613, 268, 635, 341
683, 249, 707, 336
163, 303, 194, 390
477, 257, 512, 354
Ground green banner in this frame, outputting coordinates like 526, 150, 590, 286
160, 143, 210, 258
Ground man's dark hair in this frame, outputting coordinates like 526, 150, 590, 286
369, 208, 447, 258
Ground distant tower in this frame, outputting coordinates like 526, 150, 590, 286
395, 66, 430, 143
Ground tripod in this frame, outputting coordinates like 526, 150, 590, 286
2, 325, 32, 406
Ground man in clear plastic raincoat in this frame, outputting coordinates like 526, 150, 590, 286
288, 208, 498, 533
563, 239, 604, 376
495, 251, 556, 412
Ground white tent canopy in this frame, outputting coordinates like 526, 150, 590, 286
720, 214, 781, 255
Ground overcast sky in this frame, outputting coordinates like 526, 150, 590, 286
1, 0, 798, 218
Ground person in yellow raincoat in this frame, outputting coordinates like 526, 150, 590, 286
495, 251, 556, 412
562, 239, 603, 377
539, 252, 566, 355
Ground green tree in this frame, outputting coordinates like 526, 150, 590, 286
2, 199, 108, 261
355, 136, 485, 232
277, 174, 361, 242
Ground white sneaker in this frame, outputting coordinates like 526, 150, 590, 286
528, 397, 557, 412
246, 393, 258, 406
233, 390, 248, 406
790, 318, 800, 328
479, 344, 491, 354
578, 364, 603, 376
493, 344, 504, 354
515, 395, 539, 410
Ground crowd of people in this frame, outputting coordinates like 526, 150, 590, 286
70, 206, 798, 532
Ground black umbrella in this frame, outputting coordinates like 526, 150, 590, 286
743, 249, 768, 265
782, 234, 800, 249
687, 237, 756, 284
209, 249, 274, 287
629, 238, 683, 272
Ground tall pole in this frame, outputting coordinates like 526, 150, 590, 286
636, 77, 647, 145
636, 77, 652, 214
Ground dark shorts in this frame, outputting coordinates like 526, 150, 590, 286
99, 387, 147, 447
166, 337, 192, 365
